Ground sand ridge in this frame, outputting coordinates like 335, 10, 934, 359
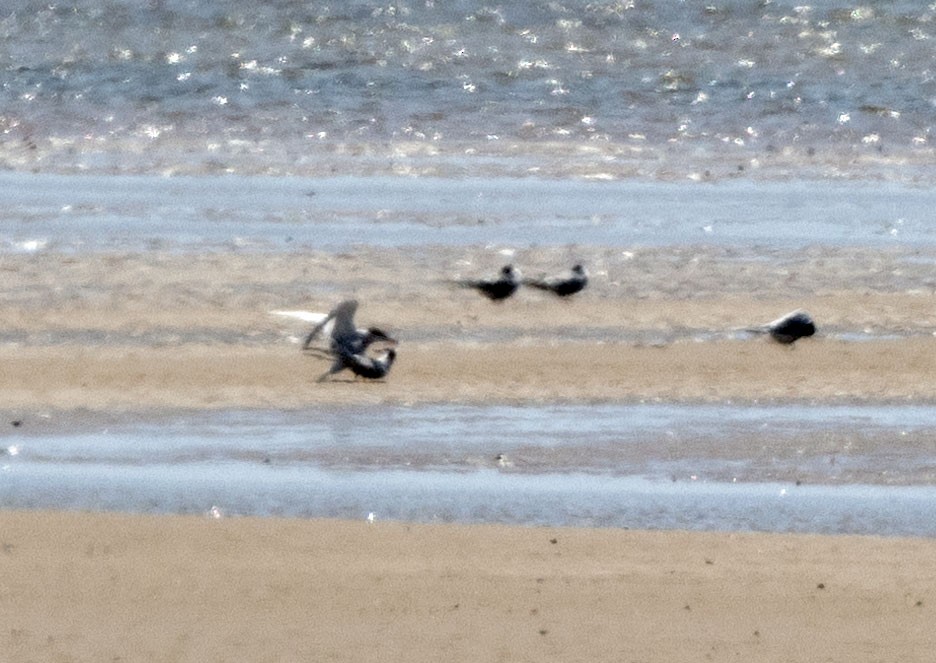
4, 335, 936, 411
4, 248, 936, 410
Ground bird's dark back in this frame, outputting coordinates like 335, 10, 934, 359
479, 280, 519, 300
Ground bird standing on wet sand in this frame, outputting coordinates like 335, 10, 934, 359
524, 263, 589, 297
749, 310, 817, 345
453, 264, 521, 301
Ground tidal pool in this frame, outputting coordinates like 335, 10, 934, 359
3, 403, 935, 535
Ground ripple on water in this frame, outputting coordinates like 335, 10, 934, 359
3, 403, 936, 536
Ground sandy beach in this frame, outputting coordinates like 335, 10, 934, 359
5, 0, 936, 655
4, 244, 936, 661
1, 510, 934, 662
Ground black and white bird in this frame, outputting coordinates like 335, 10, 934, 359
453, 264, 521, 301
524, 263, 589, 297
749, 310, 817, 345
298, 299, 395, 354
317, 348, 397, 382
272, 300, 398, 381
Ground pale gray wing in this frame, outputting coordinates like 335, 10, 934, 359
329, 299, 360, 341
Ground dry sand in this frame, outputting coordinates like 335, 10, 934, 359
4, 249, 936, 410
6, 336, 936, 410
3, 248, 936, 661
1, 510, 934, 663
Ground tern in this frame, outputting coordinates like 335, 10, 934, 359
454, 264, 521, 301
749, 310, 817, 345
524, 263, 589, 297
318, 348, 397, 382
297, 299, 396, 354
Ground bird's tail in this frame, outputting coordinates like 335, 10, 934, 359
522, 278, 549, 290
738, 325, 770, 335
450, 278, 483, 290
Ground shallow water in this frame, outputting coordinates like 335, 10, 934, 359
1, 173, 933, 254
3, 404, 935, 535
2, 1, 936, 181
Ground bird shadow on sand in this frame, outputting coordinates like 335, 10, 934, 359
316, 377, 391, 384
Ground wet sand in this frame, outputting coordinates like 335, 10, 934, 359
3, 247, 936, 660
1, 510, 934, 662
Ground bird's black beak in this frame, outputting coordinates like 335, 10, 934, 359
370, 328, 398, 345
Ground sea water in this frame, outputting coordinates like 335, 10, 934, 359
1, 173, 934, 253
0, 1, 934, 181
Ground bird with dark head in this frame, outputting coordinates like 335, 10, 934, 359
524, 263, 589, 297
749, 310, 817, 345
299, 299, 399, 382
453, 264, 521, 301
345, 348, 396, 380
317, 347, 397, 382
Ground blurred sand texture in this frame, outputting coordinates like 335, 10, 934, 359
1, 510, 934, 663
3, 248, 936, 410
